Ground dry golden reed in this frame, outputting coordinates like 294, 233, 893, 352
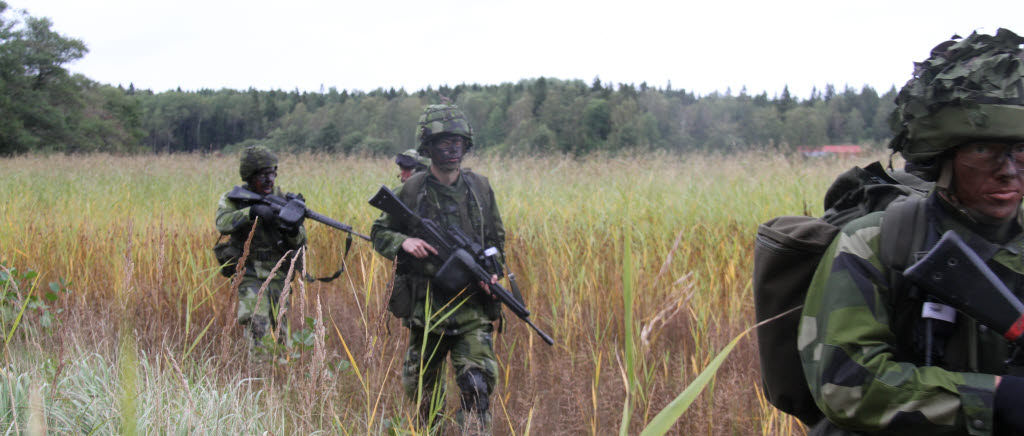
0, 150, 885, 434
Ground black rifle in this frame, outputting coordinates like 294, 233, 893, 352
368, 185, 555, 346
904, 230, 1024, 347
228, 185, 370, 241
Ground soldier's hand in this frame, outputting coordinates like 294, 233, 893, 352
479, 274, 499, 300
401, 238, 437, 258
249, 203, 276, 224
280, 221, 302, 237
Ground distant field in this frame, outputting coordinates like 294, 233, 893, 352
0, 151, 885, 434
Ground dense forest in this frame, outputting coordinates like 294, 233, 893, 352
1, 1, 898, 156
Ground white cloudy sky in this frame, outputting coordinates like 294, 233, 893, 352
16, 0, 1024, 99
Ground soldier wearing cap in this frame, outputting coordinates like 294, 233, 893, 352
215, 145, 306, 350
371, 103, 505, 434
395, 148, 430, 183
799, 29, 1024, 435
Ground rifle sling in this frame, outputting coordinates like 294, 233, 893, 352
303, 232, 354, 283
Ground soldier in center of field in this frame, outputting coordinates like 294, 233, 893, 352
215, 145, 306, 351
371, 103, 505, 435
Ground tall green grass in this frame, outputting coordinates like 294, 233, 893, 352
0, 150, 888, 434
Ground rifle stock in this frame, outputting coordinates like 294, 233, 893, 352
369, 185, 555, 346
904, 230, 1024, 347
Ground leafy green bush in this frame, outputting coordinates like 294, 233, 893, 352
0, 262, 71, 336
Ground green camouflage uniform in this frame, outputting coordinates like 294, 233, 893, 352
799, 193, 1024, 436
216, 184, 306, 346
371, 169, 505, 431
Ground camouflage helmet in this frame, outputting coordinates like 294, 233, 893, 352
395, 148, 429, 169
239, 145, 278, 181
415, 103, 474, 154
889, 28, 1024, 163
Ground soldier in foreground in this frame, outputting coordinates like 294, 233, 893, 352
215, 145, 306, 350
799, 29, 1024, 434
395, 148, 429, 183
371, 103, 505, 434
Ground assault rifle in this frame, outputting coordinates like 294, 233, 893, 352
227, 186, 370, 241
368, 185, 555, 346
904, 230, 1024, 347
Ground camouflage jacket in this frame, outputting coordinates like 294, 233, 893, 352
215, 185, 307, 282
371, 169, 505, 333
800, 193, 1024, 436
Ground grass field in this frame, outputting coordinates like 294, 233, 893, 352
0, 151, 887, 435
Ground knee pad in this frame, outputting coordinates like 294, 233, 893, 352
457, 369, 490, 412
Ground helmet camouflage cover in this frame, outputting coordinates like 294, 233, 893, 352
395, 148, 429, 169
239, 145, 278, 181
889, 28, 1024, 162
415, 103, 474, 154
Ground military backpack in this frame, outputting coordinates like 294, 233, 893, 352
752, 161, 932, 426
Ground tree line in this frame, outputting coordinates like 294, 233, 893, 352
1, 1, 897, 156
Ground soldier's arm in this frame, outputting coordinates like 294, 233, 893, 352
799, 214, 997, 434
216, 191, 251, 234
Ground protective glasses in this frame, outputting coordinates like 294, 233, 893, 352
958, 142, 1024, 172
434, 136, 466, 153
254, 167, 278, 184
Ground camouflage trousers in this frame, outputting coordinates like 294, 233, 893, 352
237, 276, 290, 348
402, 323, 497, 435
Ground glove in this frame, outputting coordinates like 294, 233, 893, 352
249, 203, 276, 224
280, 217, 304, 237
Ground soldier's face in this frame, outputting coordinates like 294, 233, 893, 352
250, 167, 277, 195
427, 135, 466, 171
952, 142, 1024, 220
399, 166, 415, 182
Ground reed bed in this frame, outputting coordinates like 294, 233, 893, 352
0, 151, 884, 434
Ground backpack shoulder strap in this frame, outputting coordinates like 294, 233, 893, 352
460, 169, 498, 246
461, 170, 492, 212
879, 195, 929, 272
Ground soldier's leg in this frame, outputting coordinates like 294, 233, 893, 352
451, 324, 498, 436
263, 282, 291, 346
402, 327, 452, 431
237, 277, 270, 348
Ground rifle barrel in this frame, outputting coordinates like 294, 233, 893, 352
305, 209, 370, 241
525, 318, 556, 345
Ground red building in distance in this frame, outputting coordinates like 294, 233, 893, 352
796, 144, 863, 157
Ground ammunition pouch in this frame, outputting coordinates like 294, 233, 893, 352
212, 240, 241, 277
389, 274, 427, 319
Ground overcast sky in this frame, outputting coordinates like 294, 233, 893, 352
15, 0, 1024, 99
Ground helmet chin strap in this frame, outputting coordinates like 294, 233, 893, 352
936, 159, 954, 190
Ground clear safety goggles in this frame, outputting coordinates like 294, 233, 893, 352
957, 142, 1024, 172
